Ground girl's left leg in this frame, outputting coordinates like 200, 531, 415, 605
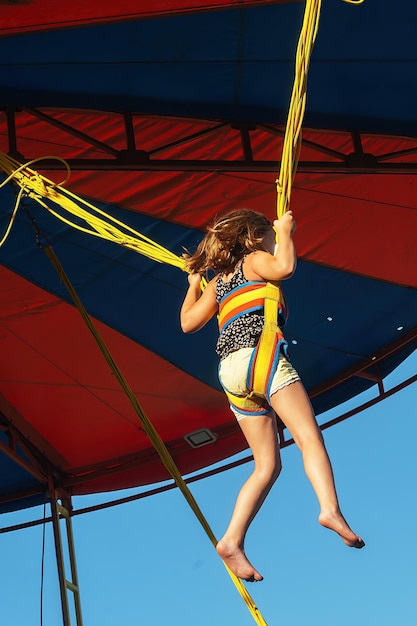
216, 411, 282, 581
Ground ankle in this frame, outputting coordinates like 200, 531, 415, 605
217, 535, 244, 550
319, 505, 341, 518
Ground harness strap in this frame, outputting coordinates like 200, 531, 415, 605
248, 282, 283, 400
218, 281, 287, 414
223, 387, 271, 417
218, 282, 268, 332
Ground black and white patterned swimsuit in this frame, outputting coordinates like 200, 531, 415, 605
215, 262, 285, 361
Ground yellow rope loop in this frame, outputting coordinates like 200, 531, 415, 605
0, 152, 187, 271
0, 186, 24, 247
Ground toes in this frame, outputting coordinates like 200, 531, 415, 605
344, 536, 365, 548
244, 573, 263, 582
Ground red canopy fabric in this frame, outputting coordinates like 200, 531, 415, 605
0, 0, 299, 36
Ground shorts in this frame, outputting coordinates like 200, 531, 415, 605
218, 346, 300, 421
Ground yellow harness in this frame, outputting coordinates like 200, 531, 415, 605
218, 280, 288, 417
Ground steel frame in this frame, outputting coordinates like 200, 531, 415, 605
50, 492, 83, 626
0, 403, 83, 625
3, 107, 417, 173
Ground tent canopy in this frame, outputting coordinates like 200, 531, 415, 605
0, 0, 416, 513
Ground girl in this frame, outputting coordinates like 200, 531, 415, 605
180, 209, 364, 583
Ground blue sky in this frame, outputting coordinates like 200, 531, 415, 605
0, 351, 416, 626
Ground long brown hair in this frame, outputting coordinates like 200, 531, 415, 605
184, 209, 272, 274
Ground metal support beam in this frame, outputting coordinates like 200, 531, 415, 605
5, 108, 24, 161
13, 157, 417, 173
236, 123, 254, 162
50, 493, 83, 626
4, 108, 417, 173
123, 112, 136, 152
22, 107, 119, 157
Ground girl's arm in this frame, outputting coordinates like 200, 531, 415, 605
248, 211, 297, 282
180, 274, 219, 333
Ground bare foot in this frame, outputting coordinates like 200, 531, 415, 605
319, 511, 365, 549
216, 538, 263, 582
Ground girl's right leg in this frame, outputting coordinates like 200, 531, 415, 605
270, 380, 364, 548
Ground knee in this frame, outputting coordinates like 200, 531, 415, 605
295, 428, 325, 453
255, 456, 282, 485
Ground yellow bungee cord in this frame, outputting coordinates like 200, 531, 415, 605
277, 0, 364, 220
0, 152, 186, 270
